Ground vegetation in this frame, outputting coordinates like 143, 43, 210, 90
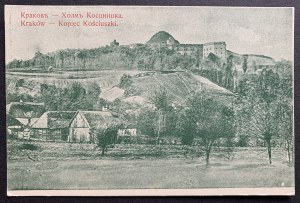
236, 63, 293, 164
178, 94, 235, 165
37, 82, 102, 111
119, 74, 133, 88
6, 45, 198, 72
6, 50, 293, 166
95, 126, 119, 156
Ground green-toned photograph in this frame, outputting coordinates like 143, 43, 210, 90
5, 6, 294, 196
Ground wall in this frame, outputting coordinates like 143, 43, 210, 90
203, 42, 226, 61
69, 113, 91, 143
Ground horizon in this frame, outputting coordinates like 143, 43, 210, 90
5, 6, 294, 63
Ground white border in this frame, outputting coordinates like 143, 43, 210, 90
8, 187, 295, 196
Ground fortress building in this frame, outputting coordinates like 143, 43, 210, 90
146, 31, 227, 62
203, 42, 226, 61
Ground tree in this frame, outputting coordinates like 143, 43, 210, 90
236, 68, 283, 164
95, 126, 118, 156
151, 88, 171, 143
137, 108, 157, 138
84, 82, 101, 110
119, 74, 133, 88
176, 110, 196, 145
15, 79, 25, 88
38, 82, 102, 111
183, 93, 235, 165
242, 56, 248, 74
276, 65, 293, 162
224, 55, 234, 89
277, 100, 293, 162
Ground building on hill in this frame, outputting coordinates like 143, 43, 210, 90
203, 42, 227, 61
110, 39, 119, 47
171, 44, 203, 57
6, 102, 45, 126
146, 31, 227, 62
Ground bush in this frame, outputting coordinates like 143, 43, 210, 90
17, 143, 39, 151
95, 126, 118, 156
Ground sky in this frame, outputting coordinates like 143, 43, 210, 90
5, 6, 294, 63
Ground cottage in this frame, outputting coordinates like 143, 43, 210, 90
6, 114, 24, 138
68, 111, 121, 143
6, 102, 45, 126
31, 111, 76, 141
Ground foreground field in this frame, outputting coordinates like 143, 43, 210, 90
7, 140, 294, 190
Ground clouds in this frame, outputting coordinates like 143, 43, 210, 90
5, 6, 293, 62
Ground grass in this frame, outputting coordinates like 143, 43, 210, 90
7, 140, 294, 190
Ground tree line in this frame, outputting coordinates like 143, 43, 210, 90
6, 58, 293, 166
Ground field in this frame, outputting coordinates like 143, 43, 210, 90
7, 140, 294, 190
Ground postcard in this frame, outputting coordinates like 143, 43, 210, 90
5, 5, 294, 196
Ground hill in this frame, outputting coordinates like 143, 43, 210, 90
146, 31, 180, 44
101, 71, 233, 107
227, 50, 276, 67
7, 70, 233, 108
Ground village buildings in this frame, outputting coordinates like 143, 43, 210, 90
10, 109, 122, 143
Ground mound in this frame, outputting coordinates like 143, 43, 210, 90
147, 31, 180, 44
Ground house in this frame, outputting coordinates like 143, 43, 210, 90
118, 128, 137, 137
6, 114, 24, 138
117, 128, 138, 144
31, 111, 77, 141
68, 111, 121, 143
6, 102, 45, 126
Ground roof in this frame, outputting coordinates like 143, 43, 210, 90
175, 44, 203, 47
203, 41, 226, 46
6, 114, 23, 127
79, 111, 121, 129
32, 110, 123, 130
6, 102, 45, 118
31, 111, 76, 129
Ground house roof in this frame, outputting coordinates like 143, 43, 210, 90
6, 114, 23, 127
32, 110, 123, 130
31, 111, 76, 129
79, 111, 121, 129
6, 102, 45, 118
48, 111, 77, 129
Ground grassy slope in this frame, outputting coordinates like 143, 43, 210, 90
123, 71, 233, 105
6, 70, 233, 107
6, 70, 149, 97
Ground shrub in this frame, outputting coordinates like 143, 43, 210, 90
17, 143, 39, 151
